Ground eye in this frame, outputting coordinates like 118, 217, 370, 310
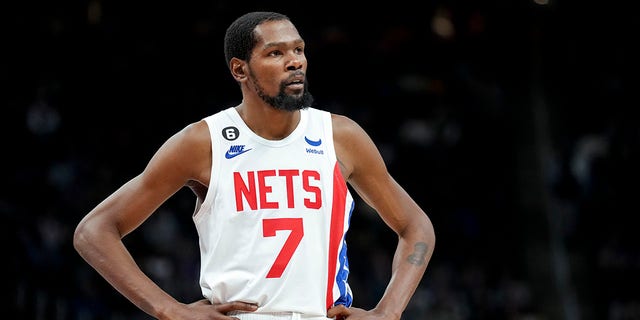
268, 50, 283, 57
295, 47, 304, 54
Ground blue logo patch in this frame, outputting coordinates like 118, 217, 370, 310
305, 136, 322, 146
225, 145, 252, 159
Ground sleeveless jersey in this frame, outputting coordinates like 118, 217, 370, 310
194, 107, 354, 317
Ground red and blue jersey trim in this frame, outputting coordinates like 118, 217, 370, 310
326, 162, 353, 309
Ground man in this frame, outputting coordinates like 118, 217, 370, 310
74, 11, 435, 320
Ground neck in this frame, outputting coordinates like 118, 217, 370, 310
235, 103, 301, 140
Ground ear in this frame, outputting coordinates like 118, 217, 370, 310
230, 58, 247, 82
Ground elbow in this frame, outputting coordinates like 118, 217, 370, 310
73, 213, 125, 259
73, 215, 105, 257
399, 214, 436, 250
420, 215, 436, 253
73, 219, 91, 256
426, 216, 435, 246
417, 216, 436, 266
412, 214, 436, 254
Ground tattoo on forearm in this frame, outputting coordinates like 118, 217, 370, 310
407, 242, 428, 266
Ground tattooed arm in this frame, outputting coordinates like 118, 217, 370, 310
330, 114, 436, 320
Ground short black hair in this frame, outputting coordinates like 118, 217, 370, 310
224, 11, 291, 68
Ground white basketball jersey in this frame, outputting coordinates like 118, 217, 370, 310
194, 107, 354, 317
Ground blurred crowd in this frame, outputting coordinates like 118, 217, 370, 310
5, 1, 638, 319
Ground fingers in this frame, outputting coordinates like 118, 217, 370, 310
326, 304, 350, 318
216, 301, 259, 313
192, 298, 212, 306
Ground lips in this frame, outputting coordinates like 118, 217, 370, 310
286, 72, 305, 85
286, 82, 304, 91
287, 79, 304, 86
284, 72, 305, 91
285, 78, 304, 91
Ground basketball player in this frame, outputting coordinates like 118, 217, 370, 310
74, 11, 435, 320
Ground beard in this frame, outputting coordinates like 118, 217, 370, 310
250, 72, 315, 112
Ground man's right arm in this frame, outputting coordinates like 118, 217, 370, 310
73, 121, 209, 318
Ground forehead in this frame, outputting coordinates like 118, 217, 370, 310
253, 20, 302, 47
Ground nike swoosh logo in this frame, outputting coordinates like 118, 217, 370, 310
304, 136, 322, 146
225, 148, 252, 159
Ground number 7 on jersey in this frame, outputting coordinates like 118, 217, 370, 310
262, 218, 304, 278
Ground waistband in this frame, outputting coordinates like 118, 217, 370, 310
227, 311, 331, 320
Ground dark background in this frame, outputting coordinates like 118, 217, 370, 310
4, 0, 639, 319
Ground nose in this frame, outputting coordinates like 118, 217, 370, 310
286, 53, 304, 71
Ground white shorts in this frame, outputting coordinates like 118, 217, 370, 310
227, 311, 331, 320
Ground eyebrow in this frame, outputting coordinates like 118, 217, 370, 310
262, 38, 305, 50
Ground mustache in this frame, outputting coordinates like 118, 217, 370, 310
285, 71, 306, 82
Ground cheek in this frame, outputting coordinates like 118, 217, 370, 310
248, 63, 284, 91
256, 73, 283, 92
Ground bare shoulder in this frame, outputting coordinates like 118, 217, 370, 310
156, 119, 211, 164
330, 113, 367, 145
145, 118, 212, 188
330, 113, 384, 181
176, 120, 211, 152
330, 113, 361, 169
177, 119, 212, 183
176, 119, 211, 146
